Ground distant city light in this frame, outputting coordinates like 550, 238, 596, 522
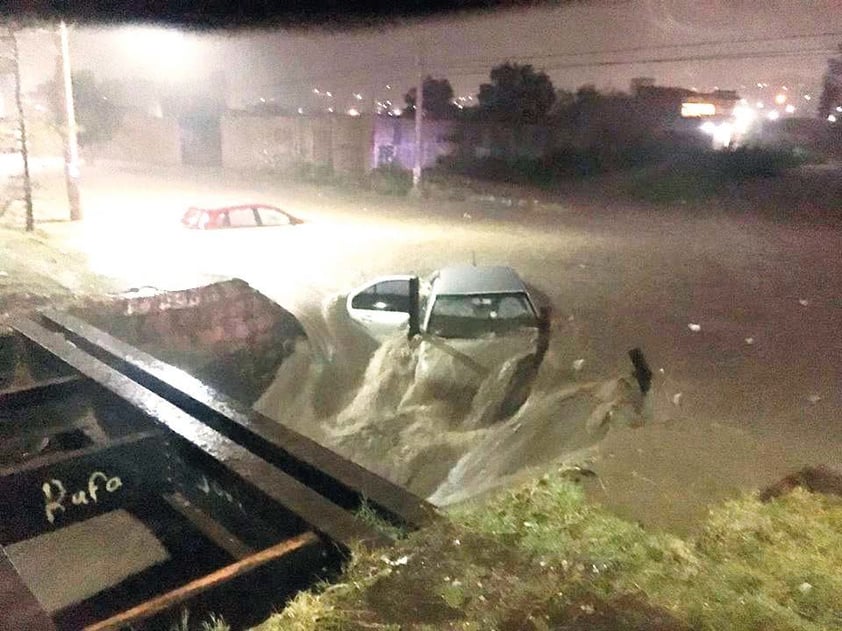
699, 121, 732, 148
767, 111, 780, 121
347, 108, 360, 116
774, 94, 787, 105
785, 104, 796, 114
733, 104, 757, 133
681, 102, 717, 117
829, 114, 838, 123
713, 122, 733, 148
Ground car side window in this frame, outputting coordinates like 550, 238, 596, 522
257, 207, 291, 226
228, 208, 259, 227
351, 280, 411, 312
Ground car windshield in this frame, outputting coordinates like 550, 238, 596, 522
426, 292, 537, 338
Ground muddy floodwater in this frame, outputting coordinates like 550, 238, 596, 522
256, 295, 647, 506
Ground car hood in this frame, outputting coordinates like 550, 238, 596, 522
415, 328, 540, 389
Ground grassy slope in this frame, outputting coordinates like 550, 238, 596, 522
258, 470, 842, 631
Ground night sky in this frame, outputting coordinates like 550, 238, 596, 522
14, 0, 842, 112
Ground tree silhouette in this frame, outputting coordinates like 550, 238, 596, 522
818, 44, 842, 120
45, 70, 123, 147
404, 76, 456, 119
477, 62, 556, 122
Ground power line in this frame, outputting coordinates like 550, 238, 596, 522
431, 47, 839, 77
423, 29, 842, 68
262, 29, 842, 88
255, 46, 838, 92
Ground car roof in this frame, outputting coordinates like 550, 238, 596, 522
192, 204, 281, 214
432, 265, 528, 295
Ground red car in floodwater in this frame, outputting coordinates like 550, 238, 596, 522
181, 204, 303, 229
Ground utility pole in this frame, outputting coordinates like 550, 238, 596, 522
2, 27, 34, 232
59, 21, 81, 221
412, 38, 425, 196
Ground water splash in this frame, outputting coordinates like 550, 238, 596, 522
256, 296, 646, 503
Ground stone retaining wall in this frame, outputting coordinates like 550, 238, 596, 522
1, 279, 306, 404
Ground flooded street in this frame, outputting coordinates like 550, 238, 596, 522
30, 163, 842, 532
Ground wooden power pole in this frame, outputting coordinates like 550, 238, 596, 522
412, 38, 425, 195
59, 21, 81, 221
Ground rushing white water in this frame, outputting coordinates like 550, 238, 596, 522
255, 295, 646, 504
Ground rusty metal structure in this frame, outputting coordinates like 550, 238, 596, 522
1, 312, 435, 630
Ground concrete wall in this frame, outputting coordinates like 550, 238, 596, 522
94, 112, 181, 166
331, 115, 374, 174
221, 115, 311, 170
221, 114, 374, 174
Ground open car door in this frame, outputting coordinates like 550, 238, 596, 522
346, 275, 415, 343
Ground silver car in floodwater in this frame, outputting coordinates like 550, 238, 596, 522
346, 265, 541, 342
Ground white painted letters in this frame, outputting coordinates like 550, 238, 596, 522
41, 471, 123, 525
43, 479, 67, 524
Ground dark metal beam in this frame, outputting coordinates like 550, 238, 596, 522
0, 375, 82, 410
41, 310, 436, 529
12, 317, 389, 549
162, 492, 254, 561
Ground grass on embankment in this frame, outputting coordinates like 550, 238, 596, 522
258, 471, 842, 631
